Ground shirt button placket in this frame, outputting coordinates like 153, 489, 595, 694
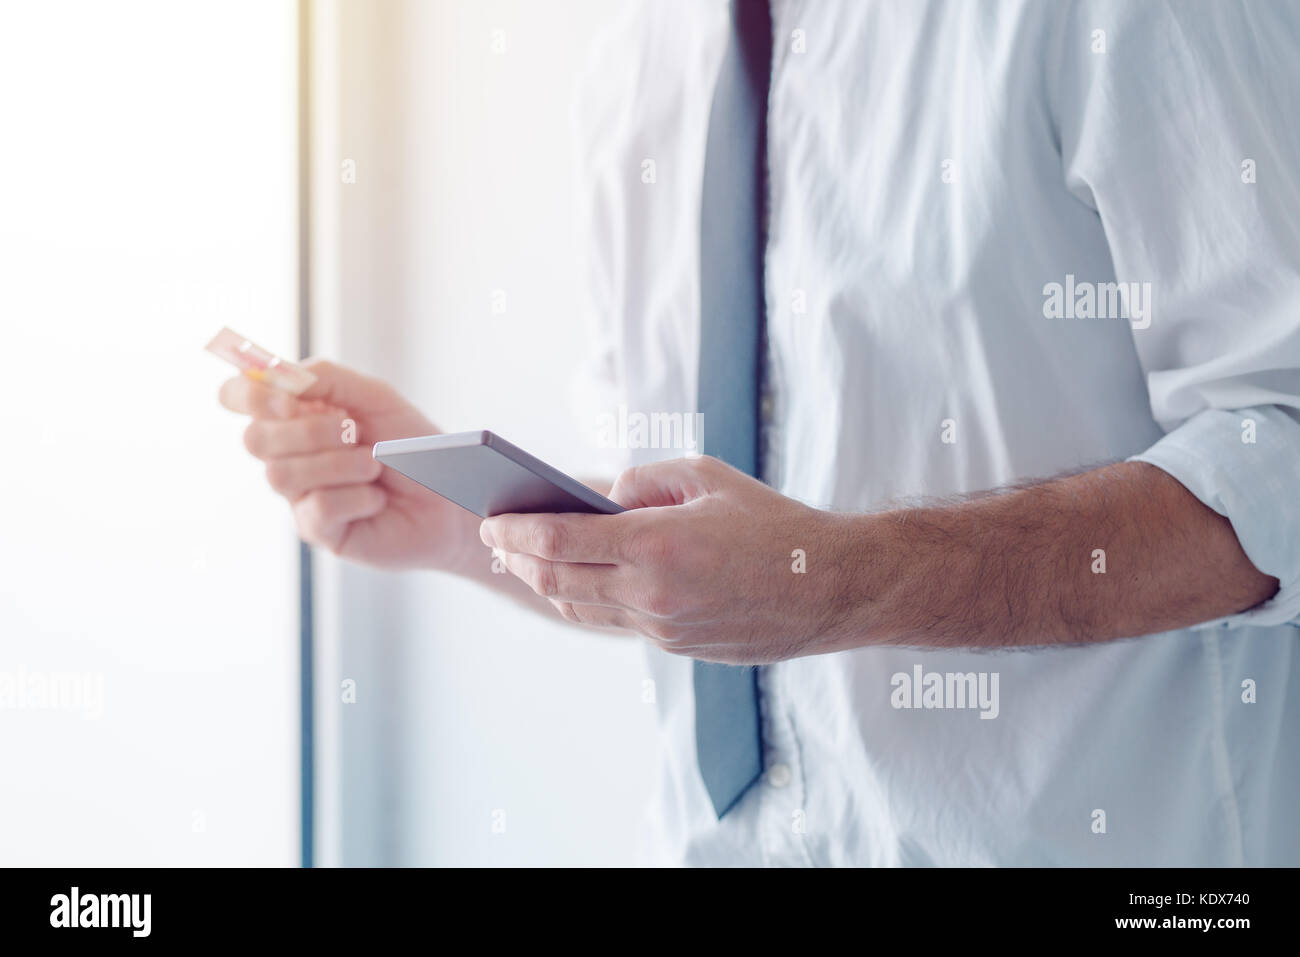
756, 665, 809, 864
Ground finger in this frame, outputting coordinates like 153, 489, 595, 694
609, 456, 733, 509
297, 358, 395, 412
265, 447, 384, 501
498, 551, 625, 606
218, 375, 300, 419
480, 512, 628, 564
293, 484, 388, 551
548, 599, 633, 631
244, 413, 355, 460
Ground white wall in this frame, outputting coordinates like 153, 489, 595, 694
0, 0, 299, 865
313, 0, 657, 865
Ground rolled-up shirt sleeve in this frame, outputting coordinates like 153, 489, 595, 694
1052, 0, 1300, 627
1131, 407, 1300, 627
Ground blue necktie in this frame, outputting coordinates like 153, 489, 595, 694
694, 0, 772, 819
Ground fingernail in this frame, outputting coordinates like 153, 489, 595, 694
479, 521, 496, 547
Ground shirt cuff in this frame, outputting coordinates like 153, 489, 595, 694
1128, 405, 1300, 629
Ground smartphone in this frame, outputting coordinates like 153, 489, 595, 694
372, 430, 624, 518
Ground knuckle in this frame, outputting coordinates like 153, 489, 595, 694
265, 460, 294, 495
696, 455, 725, 476
295, 491, 328, 535
527, 560, 558, 598
641, 583, 679, 619
643, 619, 685, 646
609, 465, 640, 503
529, 522, 562, 561
243, 422, 268, 458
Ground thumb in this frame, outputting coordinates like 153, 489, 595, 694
609, 456, 727, 509
297, 358, 394, 412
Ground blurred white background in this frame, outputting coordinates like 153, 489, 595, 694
0, 0, 654, 867
0, 0, 299, 865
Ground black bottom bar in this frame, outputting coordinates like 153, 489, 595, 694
0, 866, 1281, 943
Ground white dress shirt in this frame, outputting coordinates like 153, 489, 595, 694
570, 0, 1300, 865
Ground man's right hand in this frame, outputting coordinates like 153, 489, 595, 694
218, 359, 481, 572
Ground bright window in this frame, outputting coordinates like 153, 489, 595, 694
0, 0, 300, 865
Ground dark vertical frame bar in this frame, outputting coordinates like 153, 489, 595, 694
296, 0, 315, 870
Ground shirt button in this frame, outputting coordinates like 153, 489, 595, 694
766, 763, 792, 788
759, 394, 775, 423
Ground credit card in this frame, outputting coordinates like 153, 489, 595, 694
205, 327, 317, 395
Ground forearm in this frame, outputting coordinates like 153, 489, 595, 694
834, 461, 1279, 649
